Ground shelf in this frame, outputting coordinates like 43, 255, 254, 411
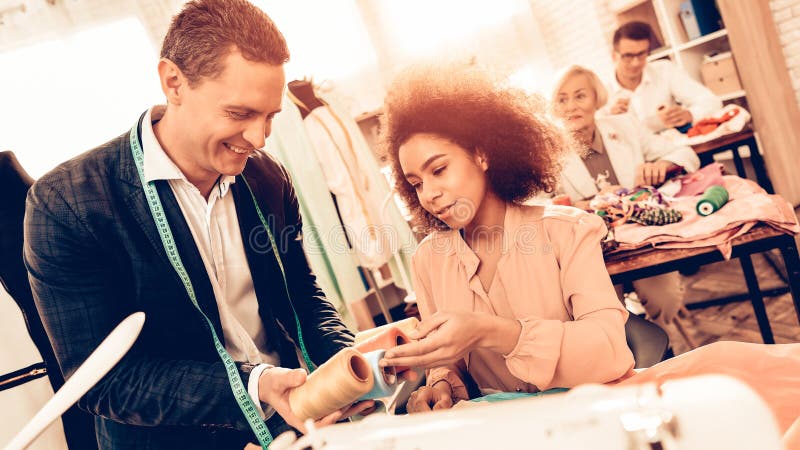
676, 29, 728, 52
647, 47, 673, 61
718, 90, 746, 101
609, 0, 649, 13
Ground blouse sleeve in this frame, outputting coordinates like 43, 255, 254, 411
503, 213, 634, 389
411, 248, 470, 401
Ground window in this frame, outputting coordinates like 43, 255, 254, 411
0, 18, 162, 178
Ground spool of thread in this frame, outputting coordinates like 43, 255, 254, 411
288, 348, 374, 421
354, 317, 419, 345
354, 327, 412, 373
359, 350, 399, 400
696, 185, 729, 216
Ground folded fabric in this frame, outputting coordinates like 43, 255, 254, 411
608, 176, 800, 259
687, 108, 740, 137
658, 105, 751, 146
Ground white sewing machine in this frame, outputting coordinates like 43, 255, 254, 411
268, 375, 782, 450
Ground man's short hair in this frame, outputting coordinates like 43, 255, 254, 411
160, 0, 289, 86
612, 21, 656, 50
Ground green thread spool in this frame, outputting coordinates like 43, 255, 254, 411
697, 185, 729, 216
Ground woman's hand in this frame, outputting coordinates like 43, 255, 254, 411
379, 312, 521, 369
406, 381, 454, 413
634, 160, 676, 187
258, 367, 375, 433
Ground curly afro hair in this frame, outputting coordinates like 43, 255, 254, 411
381, 64, 568, 232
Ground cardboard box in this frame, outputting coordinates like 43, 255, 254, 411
701, 52, 742, 95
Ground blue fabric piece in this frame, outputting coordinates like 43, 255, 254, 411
469, 388, 570, 403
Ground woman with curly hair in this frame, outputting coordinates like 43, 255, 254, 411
377, 66, 800, 445
378, 64, 635, 410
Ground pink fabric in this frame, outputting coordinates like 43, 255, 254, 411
675, 162, 725, 197
786, 418, 800, 450
619, 341, 800, 441
610, 176, 799, 259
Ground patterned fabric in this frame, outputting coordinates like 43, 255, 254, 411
629, 208, 683, 226
23, 113, 353, 449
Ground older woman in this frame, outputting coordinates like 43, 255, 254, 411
552, 65, 699, 206
551, 65, 699, 326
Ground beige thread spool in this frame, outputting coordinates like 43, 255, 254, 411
288, 348, 374, 421
353, 317, 420, 345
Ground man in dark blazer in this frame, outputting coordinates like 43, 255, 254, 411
23, 1, 366, 448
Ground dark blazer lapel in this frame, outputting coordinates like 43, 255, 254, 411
231, 177, 299, 368
156, 182, 225, 341
117, 118, 225, 341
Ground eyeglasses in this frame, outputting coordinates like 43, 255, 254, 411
616, 50, 649, 62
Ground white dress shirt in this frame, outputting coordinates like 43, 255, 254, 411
605, 60, 722, 133
141, 106, 277, 417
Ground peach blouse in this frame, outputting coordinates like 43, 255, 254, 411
412, 204, 635, 397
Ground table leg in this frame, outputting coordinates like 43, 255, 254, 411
731, 144, 748, 180
778, 235, 800, 326
698, 152, 714, 168
739, 254, 775, 344
742, 136, 775, 194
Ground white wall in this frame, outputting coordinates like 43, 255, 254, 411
771, 0, 800, 108
0, 0, 557, 177
0, 0, 172, 178
529, 0, 616, 89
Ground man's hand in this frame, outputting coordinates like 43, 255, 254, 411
634, 160, 676, 187
406, 382, 454, 413
257, 367, 374, 433
657, 105, 692, 128
609, 97, 630, 115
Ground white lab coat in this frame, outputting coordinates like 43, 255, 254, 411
560, 113, 700, 201
604, 60, 722, 133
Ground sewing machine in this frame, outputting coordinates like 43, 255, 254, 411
268, 375, 782, 450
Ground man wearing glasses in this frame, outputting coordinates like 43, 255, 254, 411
605, 21, 721, 133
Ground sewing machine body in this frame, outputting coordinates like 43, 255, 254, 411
269, 375, 782, 450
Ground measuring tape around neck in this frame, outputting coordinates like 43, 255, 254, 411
129, 120, 315, 448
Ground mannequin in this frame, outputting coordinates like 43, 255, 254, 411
287, 79, 325, 119
286, 83, 401, 324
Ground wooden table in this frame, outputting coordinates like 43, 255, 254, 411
604, 225, 800, 344
691, 130, 775, 194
